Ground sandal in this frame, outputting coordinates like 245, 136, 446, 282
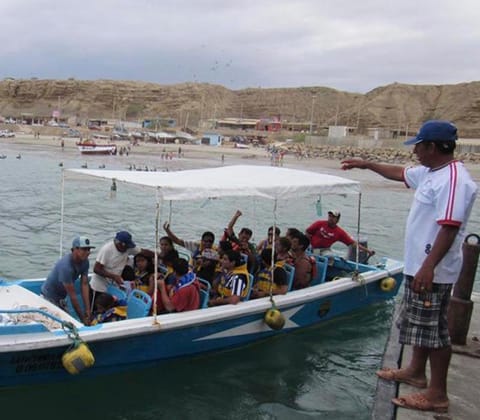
392, 392, 449, 413
376, 368, 427, 388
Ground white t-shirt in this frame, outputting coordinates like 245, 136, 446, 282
403, 161, 477, 283
90, 240, 140, 292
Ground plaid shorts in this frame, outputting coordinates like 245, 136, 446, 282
396, 276, 452, 349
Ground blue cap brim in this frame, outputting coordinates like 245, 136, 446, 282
404, 136, 423, 145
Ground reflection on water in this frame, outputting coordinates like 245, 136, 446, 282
0, 305, 392, 420
0, 143, 478, 419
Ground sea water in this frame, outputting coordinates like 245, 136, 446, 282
0, 142, 479, 420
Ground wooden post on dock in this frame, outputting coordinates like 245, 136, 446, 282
448, 234, 480, 345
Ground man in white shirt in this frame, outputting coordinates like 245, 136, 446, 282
341, 120, 477, 413
90, 231, 152, 304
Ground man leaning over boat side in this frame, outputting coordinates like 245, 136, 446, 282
305, 210, 374, 259
90, 231, 153, 309
341, 120, 477, 413
41, 236, 94, 325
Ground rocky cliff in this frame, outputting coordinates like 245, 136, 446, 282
0, 79, 479, 137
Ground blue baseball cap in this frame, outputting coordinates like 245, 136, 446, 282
115, 231, 136, 248
404, 120, 458, 145
72, 236, 95, 249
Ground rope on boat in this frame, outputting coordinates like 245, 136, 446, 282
0, 307, 95, 374
262, 198, 286, 330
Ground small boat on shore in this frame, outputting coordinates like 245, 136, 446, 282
77, 140, 117, 155
0, 165, 404, 388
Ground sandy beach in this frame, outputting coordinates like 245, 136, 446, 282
5, 133, 480, 181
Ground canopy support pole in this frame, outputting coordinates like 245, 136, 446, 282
152, 188, 162, 324
59, 168, 65, 258
355, 192, 362, 269
268, 198, 278, 300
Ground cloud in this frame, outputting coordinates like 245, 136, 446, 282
1, 0, 479, 92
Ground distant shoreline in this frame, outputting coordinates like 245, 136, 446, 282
3, 133, 480, 180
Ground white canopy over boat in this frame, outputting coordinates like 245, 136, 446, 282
68, 165, 360, 201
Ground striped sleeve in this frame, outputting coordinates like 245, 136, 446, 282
437, 162, 472, 227
230, 275, 246, 296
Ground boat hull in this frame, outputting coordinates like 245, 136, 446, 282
0, 263, 403, 388
78, 145, 117, 155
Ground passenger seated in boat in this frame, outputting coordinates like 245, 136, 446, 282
209, 240, 233, 293
160, 248, 179, 286
290, 231, 315, 290
222, 210, 257, 272
41, 236, 95, 325
158, 236, 175, 264
163, 221, 216, 259
209, 250, 249, 306
285, 227, 301, 241
285, 227, 301, 260
251, 249, 288, 299
275, 236, 293, 265
90, 293, 127, 324
305, 210, 375, 257
217, 239, 232, 256
133, 251, 155, 292
90, 231, 154, 311
156, 258, 200, 313
256, 226, 281, 253
195, 248, 220, 285
148, 248, 179, 313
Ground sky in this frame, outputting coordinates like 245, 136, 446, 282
1, 0, 479, 93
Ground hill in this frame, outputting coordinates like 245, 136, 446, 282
0, 79, 479, 137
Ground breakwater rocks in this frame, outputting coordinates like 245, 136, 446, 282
292, 146, 480, 164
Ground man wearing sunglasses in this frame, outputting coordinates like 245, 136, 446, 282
163, 221, 216, 259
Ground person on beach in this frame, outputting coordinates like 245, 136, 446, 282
90, 231, 153, 309
41, 236, 94, 325
341, 120, 477, 413
305, 210, 375, 258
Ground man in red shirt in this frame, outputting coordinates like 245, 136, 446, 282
157, 258, 200, 312
306, 210, 374, 257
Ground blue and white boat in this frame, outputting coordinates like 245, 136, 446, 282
0, 165, 404, 388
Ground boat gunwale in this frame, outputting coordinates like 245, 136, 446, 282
0, 260, 403, 352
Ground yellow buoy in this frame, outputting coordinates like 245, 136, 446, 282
380, 277, 396, 292
62, 342, 95, 375
264, 307, 286, 330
